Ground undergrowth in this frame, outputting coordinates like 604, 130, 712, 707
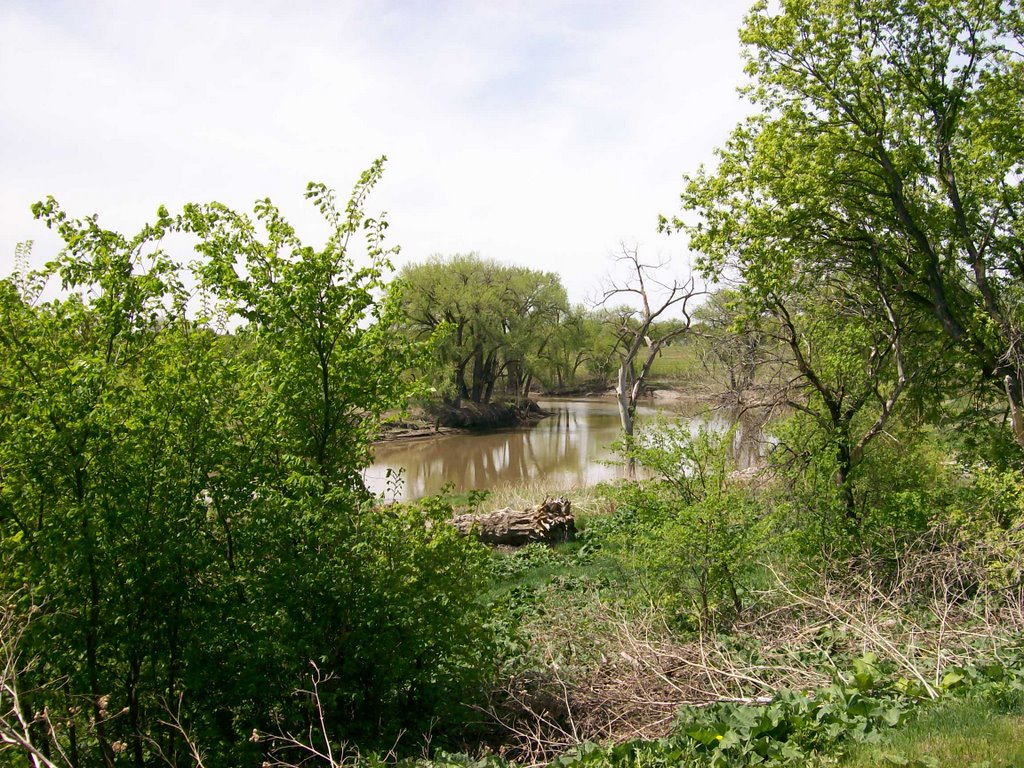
454, 447, 1024, 767
423, 650, 1024, 768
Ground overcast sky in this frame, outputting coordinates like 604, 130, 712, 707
0, 0, 753, 303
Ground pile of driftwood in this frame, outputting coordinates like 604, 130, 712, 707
452, 497, 574, 546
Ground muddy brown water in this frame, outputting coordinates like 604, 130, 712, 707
364, 398, 767, 501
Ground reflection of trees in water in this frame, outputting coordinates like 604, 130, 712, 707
365, 400, 775, 500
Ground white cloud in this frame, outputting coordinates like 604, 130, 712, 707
0, 0, 753, 303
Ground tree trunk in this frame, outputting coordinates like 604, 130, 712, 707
519, 373, 533, 404
470, 346, 485, 403
835, 443, 857, 525
1004, 372, 1024, 449
615, 364, 633, 437
616, 364, 637, 477
455, 359, 470, 400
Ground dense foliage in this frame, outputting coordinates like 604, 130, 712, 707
608, 425, 765, 629
0, 163, 495, 767
397, 253, 699, 405
669, 0, 1024, 456
398, 255, 570, 403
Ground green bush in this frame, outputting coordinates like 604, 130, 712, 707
605, 424, 771, 631
769, 416, 954, 560
940, 466, 1024, 600
0, 170, 497, 766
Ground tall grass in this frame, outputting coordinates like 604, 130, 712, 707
482, 479, 618, 519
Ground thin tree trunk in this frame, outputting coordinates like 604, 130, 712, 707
835, 443, 857, 525
1005, 372, 1024, 448
616, 364, 636, 477
470, 346, 485, 403
616, 364, 633, 437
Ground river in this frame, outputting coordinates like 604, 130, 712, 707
364, 397, 766, 501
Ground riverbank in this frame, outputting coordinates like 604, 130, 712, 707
377, 399, 549, 443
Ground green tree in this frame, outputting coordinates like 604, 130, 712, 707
677, 133, 944, 525
183, 160, 417, 485
667, 0, 1024, 450
763, 281, 926, 525
0, 210, 235, 766
181, 162, 493, 745
534, 304, 602, 390
692, 288, 775, 399
399, 254, 568, 404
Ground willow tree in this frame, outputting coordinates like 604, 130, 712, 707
399, 254, 568, 404
668, 0, 1024, 450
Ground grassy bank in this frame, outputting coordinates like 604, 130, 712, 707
841, 698, 1024, 767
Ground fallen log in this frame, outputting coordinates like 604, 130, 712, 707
452, 497, 574, 546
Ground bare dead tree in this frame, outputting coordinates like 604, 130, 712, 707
597, 244, 703, 442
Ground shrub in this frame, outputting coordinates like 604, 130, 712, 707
606, 423, 771, 631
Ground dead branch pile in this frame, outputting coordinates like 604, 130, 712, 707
452, 497, 575, 546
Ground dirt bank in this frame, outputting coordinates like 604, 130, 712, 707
376, 399, 548, 443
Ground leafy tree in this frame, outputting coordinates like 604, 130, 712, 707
667, 0, 1024, 451
399, 254, 568, 404
0, 209, 235, 766
182, 160, 417, 485
534, 304, 602, 390
181, 164, 493, 746
767, 282, 937, 526
679, 155, 944, 525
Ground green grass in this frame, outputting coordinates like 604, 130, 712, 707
646, 343, 706, 382
840, 697, 1024, 768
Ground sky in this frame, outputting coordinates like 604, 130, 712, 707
0, 0, 753, 304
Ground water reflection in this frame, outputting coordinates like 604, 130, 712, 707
365, 398, 769, 500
